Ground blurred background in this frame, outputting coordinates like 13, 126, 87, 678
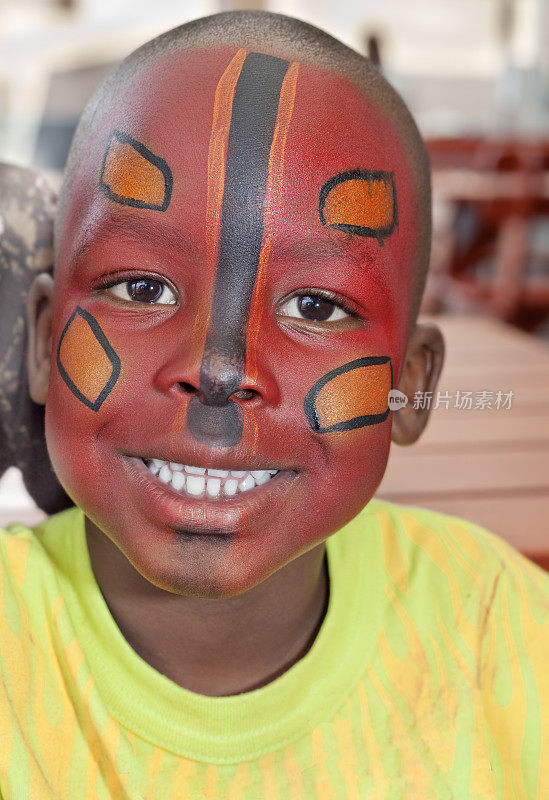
1, 0, 548, 566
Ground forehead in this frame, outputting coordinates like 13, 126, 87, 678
62, 46, 418, 277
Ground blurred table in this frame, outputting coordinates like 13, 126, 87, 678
425, 137, 549, 332
378, 314, 549, 570
433, 168, 549, 201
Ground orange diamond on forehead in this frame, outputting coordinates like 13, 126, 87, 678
99, 130, 173, 212
319, 170, 397, 242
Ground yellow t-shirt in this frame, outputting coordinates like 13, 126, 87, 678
0, 498, 547, 799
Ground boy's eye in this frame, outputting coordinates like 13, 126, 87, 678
105, 278, 177, 305
277, 294, 350, 323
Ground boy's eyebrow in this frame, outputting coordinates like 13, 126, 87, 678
273, 234, 395, 301
71, 214, 198, 268
272, 235, 377, 266
71, 219, 392, 291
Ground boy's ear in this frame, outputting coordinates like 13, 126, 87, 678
391, 321, 445, 446
27, 272, 54, 405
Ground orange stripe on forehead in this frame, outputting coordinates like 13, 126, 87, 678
305, 357, 392, 433
319, 170, 397, 243
189, 48, 248, 363
99, 131, 173, 211
187, 52, 291, 446
245, 61, 299, 387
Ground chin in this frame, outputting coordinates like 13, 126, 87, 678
113, 520, 300, 599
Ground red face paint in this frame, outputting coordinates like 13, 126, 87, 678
49, 46, 419, 596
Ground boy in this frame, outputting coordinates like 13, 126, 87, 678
1, 10, 547, 799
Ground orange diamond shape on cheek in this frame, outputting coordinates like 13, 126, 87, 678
304, 356, 393, 433
56, 307, 121, 411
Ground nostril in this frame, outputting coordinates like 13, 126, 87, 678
179, 382, 199, 396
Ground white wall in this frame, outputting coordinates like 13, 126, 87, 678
0, 468, 46, 528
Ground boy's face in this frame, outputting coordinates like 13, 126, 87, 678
46, 47, 421, 596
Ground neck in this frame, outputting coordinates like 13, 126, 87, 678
85, 519, 329, 696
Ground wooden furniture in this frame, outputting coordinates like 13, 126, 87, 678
378, 314, 549, 570
425, 138, 549, 332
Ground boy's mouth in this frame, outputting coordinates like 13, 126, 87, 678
142, 458, 279, 500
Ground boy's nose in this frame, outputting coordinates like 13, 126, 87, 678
186, 359, 253, 447
155, 349, 278, 448
196, 354, 246, 406
182, 51, 289, 448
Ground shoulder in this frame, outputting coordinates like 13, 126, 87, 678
361, 502, 549, 787
0, 518, 44, 589
365, 497, 548, 589
354, 498, 549, 646
364, 496, 549, 667
0, 506, 83, 598
0, 507, 83, 678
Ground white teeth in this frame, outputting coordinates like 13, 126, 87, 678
159, 465, 172, 483
224, 478, 238, 496
251, 470, 268, 481
239, 475, 255, 492
206, 477, 221, 498
171, 471, 185, 492
185, 465, 206, 475
186, 475, 205, 496
144, 459, 279, 499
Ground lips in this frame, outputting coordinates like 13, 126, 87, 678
143, 458, 280, 499
119, 454, 299, 541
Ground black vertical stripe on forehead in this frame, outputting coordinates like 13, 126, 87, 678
188, 52, 289, 446
203, 52, 289, 383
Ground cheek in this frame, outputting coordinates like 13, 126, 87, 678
302, 356, 394, 505
46, 306, 125, 498
56, 306, 121, 412
305, 356, 393, 433
45, 306, 138, 513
